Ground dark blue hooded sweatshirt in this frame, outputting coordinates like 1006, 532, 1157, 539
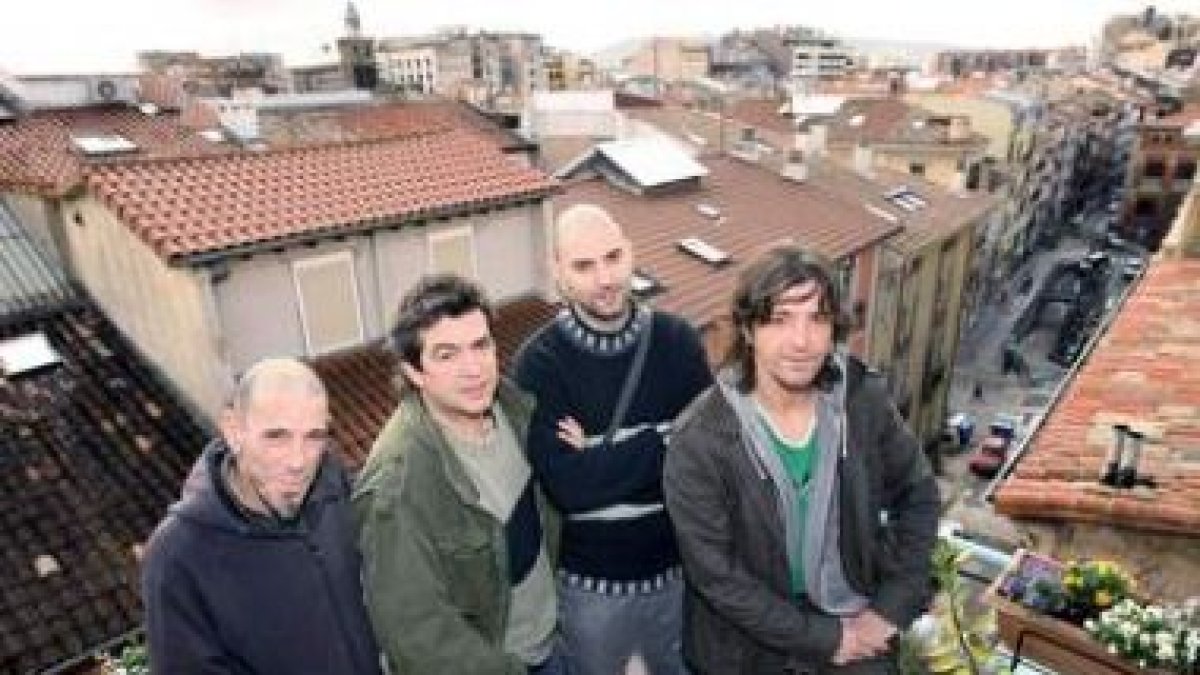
140, 440, 382, 674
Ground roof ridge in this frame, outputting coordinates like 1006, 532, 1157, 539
82, 126, 472, 176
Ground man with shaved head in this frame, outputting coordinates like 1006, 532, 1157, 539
514, 204, 712, 675
142, 358, 382, 674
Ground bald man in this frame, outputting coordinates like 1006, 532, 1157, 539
514, 205, 712, 675
141, 358, 382, 674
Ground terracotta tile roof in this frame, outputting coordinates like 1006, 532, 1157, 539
83, 128, 559, 262
623, 104, 793, 161
259, 99, 530, 152
558, 156, 905, 327
536, 136, 605, 175
1148, 102, 1200, 127
311, 296, 558, 468
0, 106, 233, 197
994, 258, 1200, 536
727, 98, 795, 136
0, 305, 210, 673
826, 97, 989, 149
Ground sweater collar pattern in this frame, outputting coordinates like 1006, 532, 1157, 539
556, 303, 649, 356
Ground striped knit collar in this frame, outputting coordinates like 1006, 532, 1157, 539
556, 303, 650, 357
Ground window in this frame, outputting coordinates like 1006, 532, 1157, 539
292, 251, 364, 355
428, 226, 477, 278
909, 163, 926, 176
1175, 160, 1196, 181
1143, 157, 1166, 178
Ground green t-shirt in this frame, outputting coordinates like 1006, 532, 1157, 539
760, 414, 819, 598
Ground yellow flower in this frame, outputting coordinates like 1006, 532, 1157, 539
1095, 590, 1113, 607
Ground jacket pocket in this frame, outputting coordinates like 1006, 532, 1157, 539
434, 532, 497, 621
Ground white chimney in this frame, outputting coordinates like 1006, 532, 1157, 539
782, 149, 808, 183
951, 166, 968, 194
852, 143, 873, 178
809, 123, 827, 156
215, 98, 260, 141
793, 131, 809, 154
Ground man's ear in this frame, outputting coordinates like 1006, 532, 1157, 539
219, 408, 242, 452
399, 360, 425, 391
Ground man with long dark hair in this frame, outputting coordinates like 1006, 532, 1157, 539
664, 245, 939, 674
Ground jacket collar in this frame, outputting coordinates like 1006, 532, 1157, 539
397, 378, 534, 507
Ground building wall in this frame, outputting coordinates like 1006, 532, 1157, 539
1020, 521, 1200, 601
526, 91, 619, 138
872, 149, 966, 191
1122, 125, 1200, 247
214, 238, 380, 374
904, 94, 1016, 161
217, 204, 545, 375
62, 196, 227, 417
847, 245, 877, 357
867, 246, 903, 376
379, 45, 439, 93
624, 39, 710, 83
1, 192, 64, 268
1161, 179, 1200, 259
872, 216, 983, 447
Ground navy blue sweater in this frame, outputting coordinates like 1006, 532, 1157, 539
514, 305, 712, 583
141, 442, 382, 675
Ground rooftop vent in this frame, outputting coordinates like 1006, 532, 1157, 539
678, 237, 731, 266
71, 134, 139, 157
865, 204, 900, 224
696, 203, 721, 219
632, 269, 666, 297
33, 554, 61, 578
0, 333, 62, 377
884, 186, 928, 211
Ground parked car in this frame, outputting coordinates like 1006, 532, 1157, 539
968, 434, 1010, 479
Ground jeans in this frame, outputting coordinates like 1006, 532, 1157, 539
558, 571, 688, 675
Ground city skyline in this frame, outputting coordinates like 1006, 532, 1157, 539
2, 0, 1197, 75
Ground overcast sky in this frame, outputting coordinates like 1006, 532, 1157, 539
1, 0, 1195, 75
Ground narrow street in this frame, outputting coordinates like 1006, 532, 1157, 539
938, 211, 1137, 541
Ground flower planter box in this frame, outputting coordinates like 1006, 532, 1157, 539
984, 550, 1169, 675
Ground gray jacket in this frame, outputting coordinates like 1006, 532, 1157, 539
663, 356, 940, 674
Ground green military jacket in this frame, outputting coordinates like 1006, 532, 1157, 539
353, 380, 559, 675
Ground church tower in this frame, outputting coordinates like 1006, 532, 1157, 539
337, 2, 377, 89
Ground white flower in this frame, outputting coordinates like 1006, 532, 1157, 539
1108, 644, 1119, 654
1085, 619, 1097, 631
1157, 644, 1175, 663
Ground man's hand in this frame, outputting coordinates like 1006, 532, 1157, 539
832, 611, 896, 665
832, 617, 872, 665
851, 609, 897, 653
556, 417, 586, 451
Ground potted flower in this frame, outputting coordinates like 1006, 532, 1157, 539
1057, 559, 1135, 624
985, 550, 1148, 675
1085, 598, 1200, 674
